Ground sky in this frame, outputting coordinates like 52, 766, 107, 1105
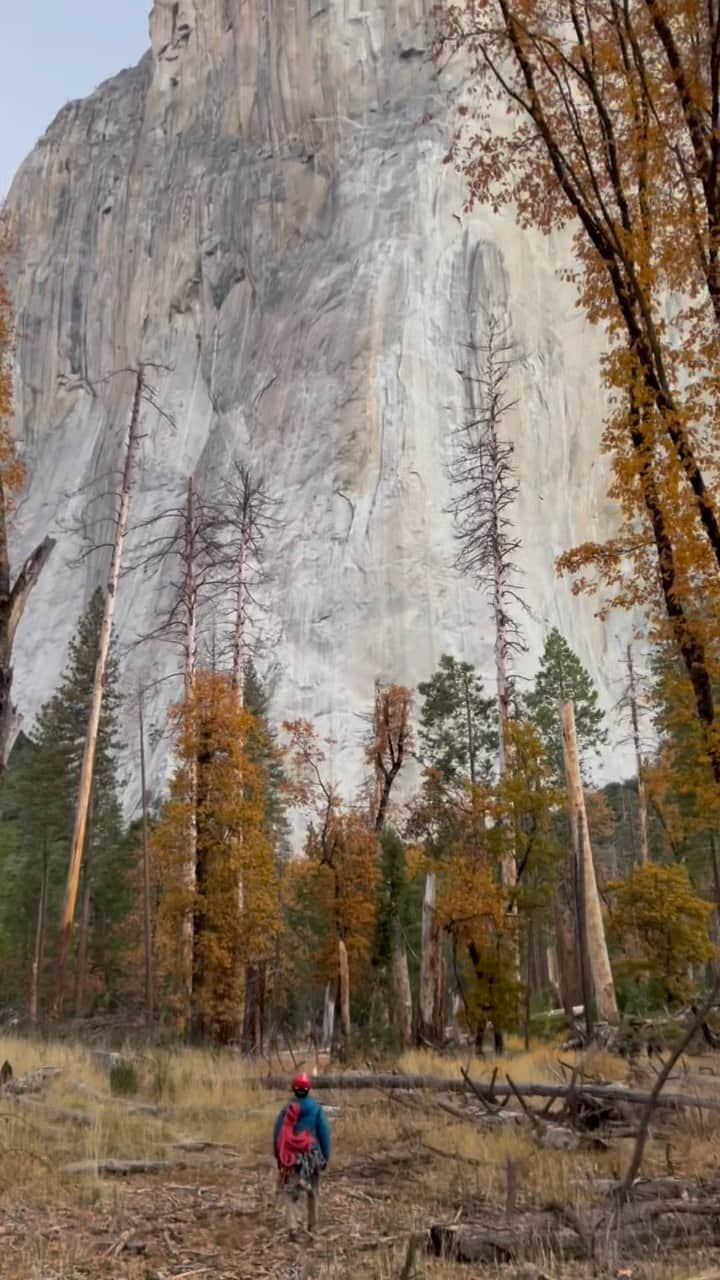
1, 1, 151, 197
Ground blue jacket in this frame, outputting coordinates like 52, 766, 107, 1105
273, 1095, 331, 1164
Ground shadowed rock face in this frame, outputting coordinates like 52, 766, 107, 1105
4, 0, 627, 808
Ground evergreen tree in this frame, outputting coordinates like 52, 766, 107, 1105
525, 629, 606, 780
244, 659, 291, 863
0, 589, 129, 1012
418, 654, 497, 784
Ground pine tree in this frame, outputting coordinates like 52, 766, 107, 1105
418, 655, 497, 785
0, 590, 128, 1013
525, 629, 606, 780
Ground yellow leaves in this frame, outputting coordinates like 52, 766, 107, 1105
608, 863, 715, 1004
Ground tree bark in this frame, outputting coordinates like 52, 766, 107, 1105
391, 922, 413, 1049
561, 700, 618, 1023
338, 939, 351, 1039
54, 368, 144, 1014
29, 848, 49, 1025
74, 874, 91, 1020
138, 688, 154, 1028
554, 887, 582, 1016
419, 872, 443, 1044
321, 982, 335, 1049
627, 646, 650, 865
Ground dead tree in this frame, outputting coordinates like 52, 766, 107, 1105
561, 699, 617, 1025
205, 462, 278, 699
54, 366, 151, 1013
449, 316, 525, 779
449, 313, 525, 893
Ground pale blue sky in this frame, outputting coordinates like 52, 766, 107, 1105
1, 1, 151, 197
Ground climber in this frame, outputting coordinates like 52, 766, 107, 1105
273, 1071, 330, 1237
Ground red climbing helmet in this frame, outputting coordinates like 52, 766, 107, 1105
292, 1071, 311, 1096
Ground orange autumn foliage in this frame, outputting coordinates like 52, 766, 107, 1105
152, 671, 278, 1039
439, 1, 720, 780
282, 719, 380, 997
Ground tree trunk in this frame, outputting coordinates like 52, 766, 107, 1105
29, 849, 49, 1025
241, 964, 265, 1054
554, 887, 582, 1016
182, 477, 198, 1035
231, 512, 248, 702
419, 872, 443, 1044
627, 646, 650, 865
74, 875, 91, 1020
54, 368, 144, 1014
561, 700, 617, 1023
391, 922, 413, 1049
138, 688, 154, 1028
338, 939, 351, 1038
321, 983, 335, 1049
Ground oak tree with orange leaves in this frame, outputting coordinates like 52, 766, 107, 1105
152, 671, 279, 1043
438, 0, 720, 784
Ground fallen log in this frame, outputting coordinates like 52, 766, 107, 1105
259, 1073, 720, 1114
15, 1098, 92, 1127
2, 1066, 62, 1096
62, 1158, 172, 1177
430, 1198, 720, 1265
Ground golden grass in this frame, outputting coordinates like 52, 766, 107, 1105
0, 1035, 719, 1278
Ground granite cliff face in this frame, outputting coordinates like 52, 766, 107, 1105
4, 0, 627, 805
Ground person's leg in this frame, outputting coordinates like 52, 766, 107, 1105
284, 1179, 299, 1235
307, 1173, 320, 1232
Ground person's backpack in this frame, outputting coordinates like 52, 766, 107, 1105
276, 1102, 315, 1182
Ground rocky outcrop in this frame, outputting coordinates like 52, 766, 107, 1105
4, 0, 627, 807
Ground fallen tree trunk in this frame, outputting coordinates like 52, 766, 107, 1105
259, 1073, 720, 1114
430, 1198, 720, 1265
62, 1159, 171, 1177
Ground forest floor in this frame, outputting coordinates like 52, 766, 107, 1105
1, 1037, 720, 1279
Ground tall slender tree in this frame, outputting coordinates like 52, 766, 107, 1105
55, 367, 146, 1011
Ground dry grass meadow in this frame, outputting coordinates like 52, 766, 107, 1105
0, 1035, 719, 1278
